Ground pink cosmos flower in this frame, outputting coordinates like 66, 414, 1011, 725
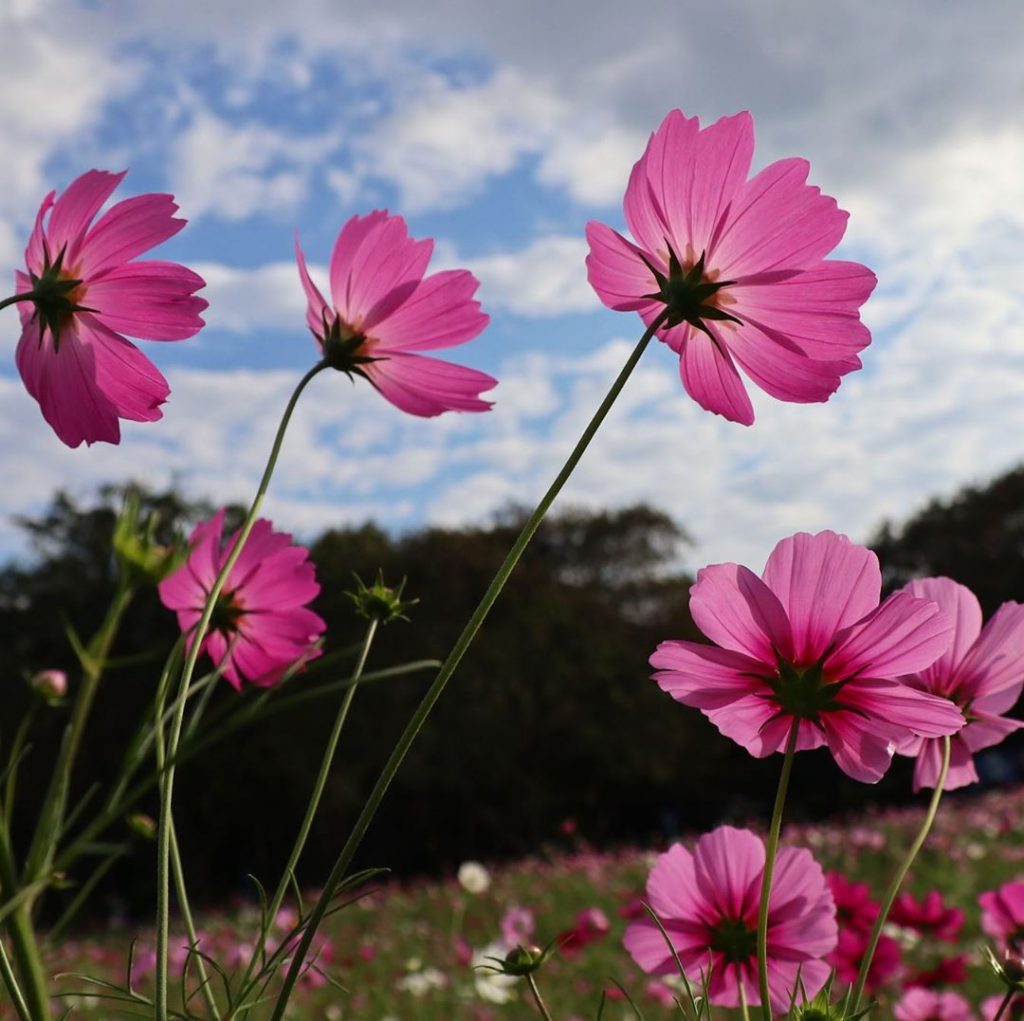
650, 531, 964, 782
907, 954, 969, 989
894, 578, 1024, 791
890, 890, 965, 942
500, 906, 535, 949
623, 826, 836, 1012
14, 169, 206, 446
894, 988, 975, 1021
158, 510, 325, 690
829, 927, 902, 992
979, 880, 1024, 954
586, 110, 876, 424
827, 872, 878, 934
295, 211, 495, 416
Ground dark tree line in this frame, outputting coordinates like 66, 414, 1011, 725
2, 466, 1024, 917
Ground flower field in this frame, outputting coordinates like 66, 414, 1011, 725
39, 783, 1024, 1020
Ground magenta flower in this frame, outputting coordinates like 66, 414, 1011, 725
894, 989, 975, 1021
889, 890, 965, 942
979, 880, 1024, 953
624, 826, 836, 1011
586, 110, 876, 424
14, 169, 206, 447
158, 510, 325, 690
651, 531, 964, 782
295, 211, 495, 416
894, 578, 1024, 791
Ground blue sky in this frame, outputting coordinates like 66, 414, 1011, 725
1, 1, 1024, 572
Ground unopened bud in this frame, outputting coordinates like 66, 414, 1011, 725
30, 669, 67, 703
347, 570, 417, 624
502, 944, 547, 976
127, 813, 157, 840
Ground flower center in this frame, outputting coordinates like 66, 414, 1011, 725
642, 244, 740, 336
28, 246, 88, 349
210, 590, 245, 634
765, 657, 846, 721
318, 311, 382, 377
708, 916, 757, 964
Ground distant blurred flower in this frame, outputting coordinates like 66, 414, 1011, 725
158, 510, 325, 689
557, 907, 610, 957
981, 881, 1024, 955
500, 906, 535, 949
296, 210, 495, 416
396, 965, 446, 997
13, 169, 206, 446
829, 926, 902, 992
895, 578, 1024, 791
983, 994, 1024, 1021
586, 109, 875, 424
624, 825, 836, 1011
890, 890, 965, 941
471, 942, 517, 1004
457, 861, 491, 894
907, 954, 969, 989
651, 530, 962, 782
29, 668, 66, 702
894, 988, 974, 1021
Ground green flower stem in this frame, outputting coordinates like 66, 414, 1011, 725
24, 577, 134, 883
4, 701, 40, 830
268, 310, 669, 1021
992, 988, 1016, 1021
527, 973, 555, 1021
851, 735, 951, 1012
757, 719, 799, 1021
0, 292, 38, 313
739, 977, 752, 1021
232, 618, 379, 1017
0, 935, 31, 1021
0, 825, 48, 1021
155, 360, 327, 1021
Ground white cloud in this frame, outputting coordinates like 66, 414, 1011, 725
192, 261, 310, 334
170, 109, 335, 222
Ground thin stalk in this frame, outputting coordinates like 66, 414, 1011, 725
0, 936, 31, 1021
738, 978, 751, 1021
4, 701, 40, 829
48, 845, 126, 941
232, 619, 379, 1016
170, 823, 220, 1019
850, 736, 951, 1012
155, 360, 327, 1021
757, 719, 799, 1021
0, 823, 48, 1020
0, 292, 38, 313
24, 579, 134, 883
527, 973, 555, 1021
268, 311, 669, 1021
992, 989, 1016, 1021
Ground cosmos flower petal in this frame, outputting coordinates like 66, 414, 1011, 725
585, 221, 659, 312
327, 210, 391, 322
650, 640, 766, 708
80, 193, 187, 276
957, 600, 1024, 699
825, 591, 953, 679
903, 578, 984, 690
83, 261, 207, 341
678, 329, 754, 425
44, 169, 125, 262
294, 233, 331, 340
370, 270, 488, 352
839, 677, 964, 738
366, 352, 495, 416
762, 531, 881, 663
961, 711, 1024, 752
821, 711, 896, 783
711, 157, 848, 277
689, 562, 794, 662
694, 826, 764, 921
911, 735, 978, 792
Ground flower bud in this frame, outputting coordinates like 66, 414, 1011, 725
348, 570, 417, 624
30, 669, 67, 703
502, 944, 547, 977
127, 813, 157, 840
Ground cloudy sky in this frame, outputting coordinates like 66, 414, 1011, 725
1, 0, 1022, 572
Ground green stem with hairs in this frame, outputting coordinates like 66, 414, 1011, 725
527, 973, 555, 1021
268, 310, 669, 1021
155, 360, 328, 1021
757, 719, 799, 1021
231, 618, 379, 1019
850, 735, 951, 1012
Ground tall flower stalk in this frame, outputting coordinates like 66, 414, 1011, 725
154, 361, 327, 1021
850, 736, 952, 1011
267, 309, 670, 1021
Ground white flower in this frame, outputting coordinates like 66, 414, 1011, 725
457, 860, 491, 894
471, 942, 518, 1005
396, 966, 446, 997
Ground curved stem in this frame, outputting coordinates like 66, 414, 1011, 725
993, 988, 1016, 1021
232, 619, 379, 1017
850, 735, 951, 1012
738, 976, 752, 1021
0, 936, 31, 1021
155, 361, 327, 1021
527, 973, 555, 1021
757, 719, 799, 1021
0, 292, 38, 313
268, 311, 668, 1021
